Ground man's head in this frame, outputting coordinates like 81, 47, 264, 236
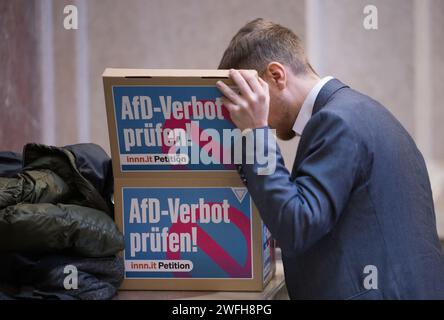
219, 18, 319, 140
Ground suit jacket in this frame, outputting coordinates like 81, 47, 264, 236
238, 79, 444, 299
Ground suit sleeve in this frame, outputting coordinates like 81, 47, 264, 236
239, 112, 363, 256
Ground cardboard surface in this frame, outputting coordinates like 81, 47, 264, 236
114, 178, 274, 291
103, 69, 275, 291
103, 68, 241, 179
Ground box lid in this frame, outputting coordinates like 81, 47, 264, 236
103, 68, 230, 79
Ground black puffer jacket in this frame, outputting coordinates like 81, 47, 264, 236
0, 143, 124, 300
0, 143, 123, 257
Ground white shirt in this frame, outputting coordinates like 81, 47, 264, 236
292, 76, 334, 136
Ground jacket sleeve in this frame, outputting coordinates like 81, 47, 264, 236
0, 203, 124, 257
0, 169, 70, 209
240, 112, 363, 256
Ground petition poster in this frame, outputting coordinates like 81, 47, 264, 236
122, 186, 253, 279
112, 86, 237, 172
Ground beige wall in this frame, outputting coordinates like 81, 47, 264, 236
0, 0, 41, 152
430, 0, 444, 237
44, 0, 305, 169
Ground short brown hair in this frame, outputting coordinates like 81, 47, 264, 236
218, 18, 315, 75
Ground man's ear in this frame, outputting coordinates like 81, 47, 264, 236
264, 62, 287, 90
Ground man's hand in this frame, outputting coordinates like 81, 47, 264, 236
216, 69, 270, 131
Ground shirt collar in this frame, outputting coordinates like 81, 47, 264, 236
292, 76, 334, 136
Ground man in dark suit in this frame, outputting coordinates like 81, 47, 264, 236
216, 18, 444, 299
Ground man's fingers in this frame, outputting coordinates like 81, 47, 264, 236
258, 77, 269, 90
221, 97, 239, 113
216, 80, 244, 106
229, 69, 254, 98
240, 69, 262, 93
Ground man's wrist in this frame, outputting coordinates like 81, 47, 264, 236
241, 124, 269, 135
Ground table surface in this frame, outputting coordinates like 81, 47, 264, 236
115, 255, 287, 300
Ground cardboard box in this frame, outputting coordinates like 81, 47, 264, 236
103, 68, 241, 180
114, 178, 275, 291
103, 69, 275, 291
